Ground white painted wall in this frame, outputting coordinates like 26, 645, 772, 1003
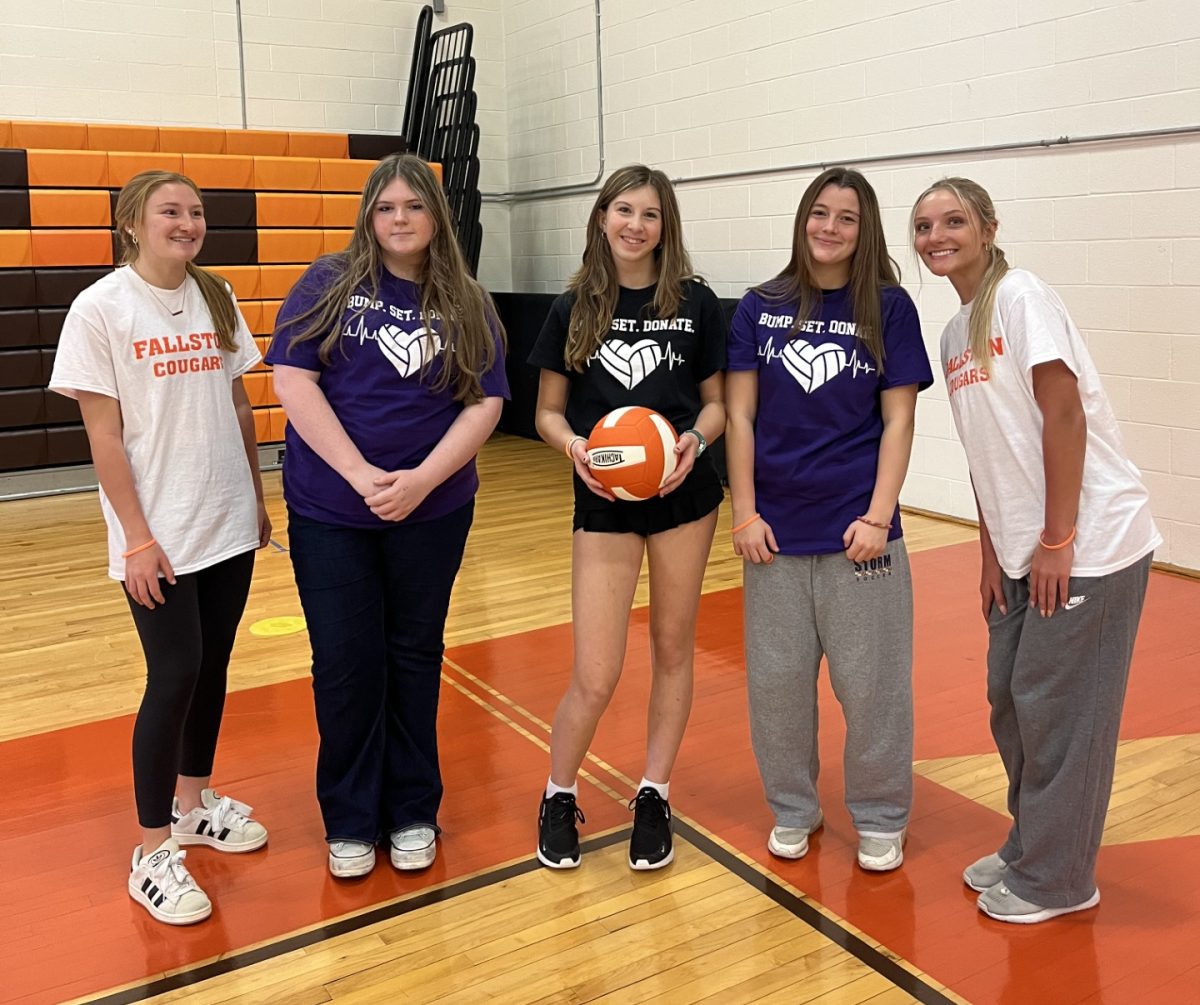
2, 0, 1198, 567
501, 0, 1200, 571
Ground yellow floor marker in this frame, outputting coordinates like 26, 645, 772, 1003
249, 615, 306, 637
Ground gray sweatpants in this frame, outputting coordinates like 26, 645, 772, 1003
988, 552, 1152, 907
744, 538, 914, 835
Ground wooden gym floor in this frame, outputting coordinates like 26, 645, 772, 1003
1, 433, 1197, 1004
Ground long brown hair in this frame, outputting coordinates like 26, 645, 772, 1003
114, 171, 240, 352
563, 164, 697, 372
754, 167, 897, 372
911, 176, 1009, 370
277, 154, 502, 404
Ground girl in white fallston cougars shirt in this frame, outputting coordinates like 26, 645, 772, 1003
49, 171, 272, 926
911, 177, 1160, 926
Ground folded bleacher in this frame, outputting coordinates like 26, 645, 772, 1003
0, 120, 409, 473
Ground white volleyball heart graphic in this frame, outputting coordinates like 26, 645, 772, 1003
781, 339, 846, 393
597, 338, 663, 390
376, 325, 442, 378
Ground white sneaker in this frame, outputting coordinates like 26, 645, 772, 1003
129, 838, 212, 925
977, 883, 1101, 924
328, 840, 376, 878
390, 826, 436, 870
857, 830, 906, 872
172, 789, 268, 853
963, 852, 1008, 892
768, 810, 824, 860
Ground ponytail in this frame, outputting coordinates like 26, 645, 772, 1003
968, 244, 1009, 370
185, 262, 241, 353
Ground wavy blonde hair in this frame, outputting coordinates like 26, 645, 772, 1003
563, 165, 698, 372
754, 167, 897, 373
277, 154, 502, 404
911, 176, 1008, 370
114, 171, 240, 352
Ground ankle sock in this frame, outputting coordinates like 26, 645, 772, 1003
546, 778, 578, 799
638, 777, 669, 800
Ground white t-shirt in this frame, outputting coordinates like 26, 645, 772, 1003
48, 266, 262, 580
940, 269, 1160, 579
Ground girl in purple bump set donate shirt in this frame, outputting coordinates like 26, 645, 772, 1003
268, 154, 508, 880
726, 167, 932, 874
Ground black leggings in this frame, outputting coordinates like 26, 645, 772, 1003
125, 550, 255, 828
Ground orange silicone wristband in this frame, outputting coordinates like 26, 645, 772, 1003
122, 538, 157, 558
1038, 527, 1076, 551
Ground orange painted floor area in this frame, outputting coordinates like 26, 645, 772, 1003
2, 542, 1198, 1004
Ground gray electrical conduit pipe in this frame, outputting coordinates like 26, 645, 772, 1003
480, 0, 1199, 202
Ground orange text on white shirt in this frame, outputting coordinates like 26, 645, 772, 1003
945, 337, 1004, 397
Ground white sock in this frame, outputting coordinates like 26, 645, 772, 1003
545, 777, 577, 798
638, 777, 669, 800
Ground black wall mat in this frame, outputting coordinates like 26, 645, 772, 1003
0, 348, 42, 388
0, 149, 29, 189
0, 269, 37, 309
348, 134, 408, 160
46, 425, 90, 465
0, 309, 39, 348
35, 267, 112, 307
0, 189, 31, 228
44, 392, 81, 424
492, 291, 553, 441
195, 229, 257, 266
0, 428, 47, 470
37, 308, 68, 344
0, 388, 43, 429
202, 190, 257, 228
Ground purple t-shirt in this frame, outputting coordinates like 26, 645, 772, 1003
266, 259, 509, 527
727, 284, 932, 555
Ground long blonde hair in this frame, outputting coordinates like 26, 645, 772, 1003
563, 165, 698, 372
911, 177, 1009, 369
277, 154, 502, 404
754, 167, 897, 372
114, 171, 240, 352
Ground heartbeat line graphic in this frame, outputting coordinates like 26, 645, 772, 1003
759, 336, 876, 378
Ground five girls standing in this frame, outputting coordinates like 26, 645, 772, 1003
52, 152, 1159, 929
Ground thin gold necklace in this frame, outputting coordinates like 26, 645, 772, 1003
130, 265, 188, 317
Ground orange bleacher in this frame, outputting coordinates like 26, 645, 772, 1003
0, 119, 430, 468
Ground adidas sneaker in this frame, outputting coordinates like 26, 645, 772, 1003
128, 838, 212, 925
172, 788, 267, 853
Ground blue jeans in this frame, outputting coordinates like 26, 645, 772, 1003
287, 501, 474, 843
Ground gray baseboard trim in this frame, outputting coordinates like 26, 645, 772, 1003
0, 444, 285, 502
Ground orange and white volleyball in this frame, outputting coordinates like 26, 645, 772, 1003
585, 406, 678, 501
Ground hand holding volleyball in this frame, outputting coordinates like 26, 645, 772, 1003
586, 406, 678, 501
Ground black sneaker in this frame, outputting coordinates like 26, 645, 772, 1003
629, 787, 673, 870
537, 792, 585, 869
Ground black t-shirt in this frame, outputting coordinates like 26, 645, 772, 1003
528, 279, 728, 512
528, 279, 727, 435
